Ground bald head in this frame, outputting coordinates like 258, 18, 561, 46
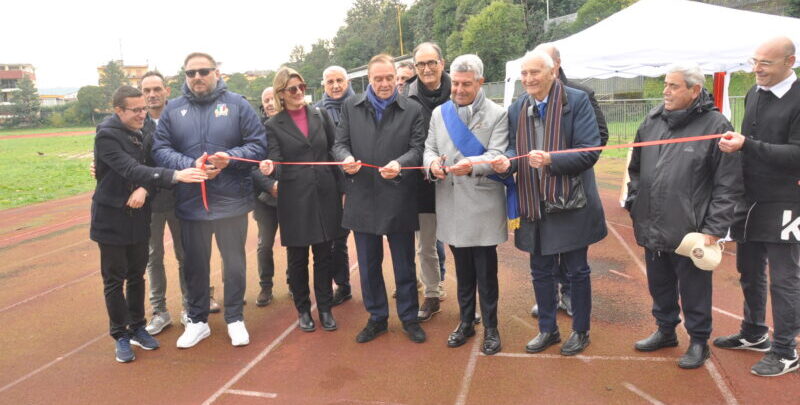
752, 36, 796, 87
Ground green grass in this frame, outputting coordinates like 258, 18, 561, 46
0, 126, 94, 137
0, 134, 95, 209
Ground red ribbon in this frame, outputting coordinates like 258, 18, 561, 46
197, 133, 731, 211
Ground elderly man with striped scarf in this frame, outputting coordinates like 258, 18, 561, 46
492, 49, 607, 356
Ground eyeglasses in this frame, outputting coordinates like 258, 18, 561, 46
747, 57, 784, 68
281, 83, 307, 95
123, 106, 148, 114
185, 68, 214, 78
415, 60, 440, 70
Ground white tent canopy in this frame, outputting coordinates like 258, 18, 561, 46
503, 0, 800, 106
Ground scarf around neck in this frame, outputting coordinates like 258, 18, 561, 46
455, 89, 485, 125
416, 73, 452, 112
515, 79, 569, 221
322, 86, 355, 125
366, 85, 397, 123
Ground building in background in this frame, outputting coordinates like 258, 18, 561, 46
0, 64, 36, 104
97, 61, 148, 87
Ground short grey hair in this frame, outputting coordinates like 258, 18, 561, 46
261, 86, 274, 97
665, 63, 705, 88
450, 54, 484, 80
520, 50, 554, 70
320, 65, 348, 85
412, 42, 444, 63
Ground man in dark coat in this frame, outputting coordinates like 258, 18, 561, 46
627, 63, 742, 369
314, 65, 355, 306
153, 52, 267, 349
528, 43, 611, 319
333, 54, 427, 344
403, 42, 451, 321
717, 36, 800, 377
493, 50, 606, 356
92, 86, 206, 362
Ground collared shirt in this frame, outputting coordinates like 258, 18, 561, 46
758, 71, 797, 99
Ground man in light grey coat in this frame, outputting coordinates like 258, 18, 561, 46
423, 54, 509, 355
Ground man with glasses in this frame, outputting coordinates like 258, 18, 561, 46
153, 52, 267, 349
716, 36, 800, 377
403, 42, 451, 322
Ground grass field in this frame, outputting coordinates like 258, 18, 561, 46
0, 134, 94, 209
0, 126, 94, 137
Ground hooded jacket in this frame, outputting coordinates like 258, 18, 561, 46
152, 80, 267, 221
91, 114, 177, 245
627, 89, 744, 251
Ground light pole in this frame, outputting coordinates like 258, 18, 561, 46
397, 4, 405, 56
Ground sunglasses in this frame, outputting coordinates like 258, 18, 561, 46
281, 83, 307, 95
185, 68, 214, 78
123, 106, 148, 114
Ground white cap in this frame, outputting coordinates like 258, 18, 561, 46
675, 232, 723, 271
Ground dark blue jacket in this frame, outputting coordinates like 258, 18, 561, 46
505, 86, 607, 255
152, 80, 267, 221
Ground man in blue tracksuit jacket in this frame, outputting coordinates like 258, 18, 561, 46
153, 52, 266, 349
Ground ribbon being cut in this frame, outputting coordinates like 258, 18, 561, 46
196, 133, 730, 211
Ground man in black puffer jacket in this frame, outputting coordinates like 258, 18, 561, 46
626, 63, 743, 370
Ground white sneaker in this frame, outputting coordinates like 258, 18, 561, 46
176, 321, 210, 349
227, 320, 250, 347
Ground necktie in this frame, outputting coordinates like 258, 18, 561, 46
538, 101, 547, 118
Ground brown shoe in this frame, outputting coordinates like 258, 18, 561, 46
256, 288, 273, 307
417, 297, 441, 322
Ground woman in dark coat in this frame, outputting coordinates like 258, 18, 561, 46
259, 67, 343, 332
91, 86, 206, 362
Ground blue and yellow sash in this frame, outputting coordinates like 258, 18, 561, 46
441, 100, 520, 230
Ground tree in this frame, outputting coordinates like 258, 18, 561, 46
168, 68, 186, 100
789, 0, 800, 17
459, 1, 527, 81
77, 85, 106, 125
331, 0, 408, 68
225, 73, 250, 95
99, 60, 127, 108
572, 0, 636, 32
9, 76, 41, 127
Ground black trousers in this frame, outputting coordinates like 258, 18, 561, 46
181, 214, 248, 324
737, 241, 800, 358
99, 241, 149, 340
354, 231, 418, 323
253, 202, 279, 289
287, 241, 335, 313
332, 230, 351, 290
645, 249, 712, 344
450, 245, 499, 328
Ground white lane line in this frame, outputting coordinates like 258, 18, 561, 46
490, 352, 674, 361
512, 315, 537, 330
607, 221, 741, 404
609, 269, 633, 279
705, 360, 739, 405
0, 333, 105, 394
224, 389, 278, 399
622, 382, 665, 405
0, 270, 98, 314
205, 263, 359, 405
454, 338, 481, 405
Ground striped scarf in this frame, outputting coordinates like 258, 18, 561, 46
516, 79, 570, 221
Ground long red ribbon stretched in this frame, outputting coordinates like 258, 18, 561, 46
197, 133, 729, 211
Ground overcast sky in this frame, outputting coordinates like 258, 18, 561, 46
6, 0, 410, 90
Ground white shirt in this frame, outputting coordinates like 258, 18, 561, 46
758, 71, 797, 99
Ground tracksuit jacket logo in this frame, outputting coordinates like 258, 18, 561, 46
781, 210, 800, 241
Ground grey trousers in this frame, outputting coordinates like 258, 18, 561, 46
147, 209, 187, 314
737, 241, 800, 358
416, 213, 441, 298
182, 214, 248, 324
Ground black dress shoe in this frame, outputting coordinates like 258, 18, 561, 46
256, 288, 273, 307
319, 311, 337, 331
355, 319, 388, 343
525, 331, 561, 353
560, 331, 590, 356
402, 321, 426, 343
635, 330, 678, 352
482, 328, 502, 355
678, 342, 710, 369
447, 322, 476, 348
331, 287, 352, 306
298, 312, 316, 332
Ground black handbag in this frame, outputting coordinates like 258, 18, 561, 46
544, 175, 587, 214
